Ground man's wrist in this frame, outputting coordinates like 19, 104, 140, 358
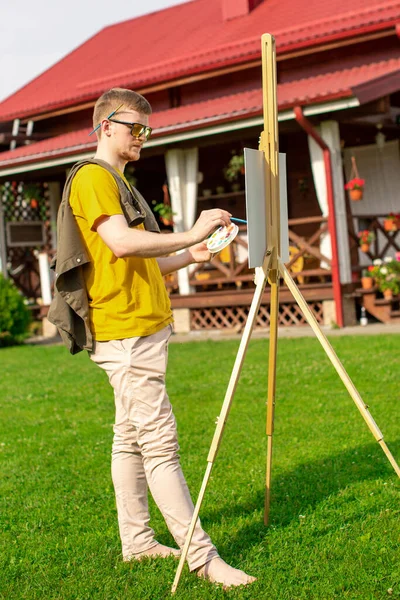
185, 228, 199, 247
183, 248, 195, 266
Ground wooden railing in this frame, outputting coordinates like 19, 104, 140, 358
350, 214, 400, 273
165, 216, 332, 295
286, 216, 331, 284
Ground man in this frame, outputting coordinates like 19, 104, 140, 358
52, 87, 255, 588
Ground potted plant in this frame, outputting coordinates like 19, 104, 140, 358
152, 201, 174, 227
357, 230, 375, 253
224, 152, 245, 190
383, 212, 400, 232
361, 267, 374, 290
370, 257, 400, 299
344, 177, 365, 201
380, 276, 399, 300
23, 183, 42, 209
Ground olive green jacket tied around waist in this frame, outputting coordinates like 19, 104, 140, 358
48, 158, 160, 355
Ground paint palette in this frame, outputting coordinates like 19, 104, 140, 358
206, 223, 239, 253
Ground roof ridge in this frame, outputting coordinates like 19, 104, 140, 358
274, 0, 400, 37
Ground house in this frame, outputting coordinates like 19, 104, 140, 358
0, 0, 399, 333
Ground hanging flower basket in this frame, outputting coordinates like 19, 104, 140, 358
383, 213, 400, 232
349, 188, 364, 201
223, 152, 245, 183
357, 230, 375, 253
345, 156, 365, 201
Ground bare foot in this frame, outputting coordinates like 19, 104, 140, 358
124, 543, 181, 562
196, 557, 256, 589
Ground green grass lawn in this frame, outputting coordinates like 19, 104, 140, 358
0, 334, 399, 600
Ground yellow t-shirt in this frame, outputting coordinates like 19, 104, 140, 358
69, 164, 173, 340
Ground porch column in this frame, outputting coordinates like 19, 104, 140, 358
165, 147, 199, 295
308, 121, 352, 283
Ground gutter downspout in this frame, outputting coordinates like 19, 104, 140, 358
293, 106, 344, 328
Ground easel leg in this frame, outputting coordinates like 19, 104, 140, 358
171, 256, 272, 594
264, 267, 279, 525
279, 262, 400, 478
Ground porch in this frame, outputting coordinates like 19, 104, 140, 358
164, 207, 340, 331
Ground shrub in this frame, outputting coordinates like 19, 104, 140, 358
0, 274, 31, 347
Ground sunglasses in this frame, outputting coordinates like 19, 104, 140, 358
108, 119, 152, 141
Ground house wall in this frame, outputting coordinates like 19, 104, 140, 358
344, 140, 400, 217
344, 140, 400, 266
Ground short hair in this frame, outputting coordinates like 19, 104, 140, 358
93, 88, 152, 138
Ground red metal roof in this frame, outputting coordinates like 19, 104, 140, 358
0, 57, 398, 171
0, 0, 399, 122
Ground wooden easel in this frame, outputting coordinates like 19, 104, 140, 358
171, 34, 400, 594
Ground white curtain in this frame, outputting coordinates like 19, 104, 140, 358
165, 148, 199, 295
308, 121, 352, 283
308, 133, 331, 267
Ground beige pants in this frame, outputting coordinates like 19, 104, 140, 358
89, 324, 217, 570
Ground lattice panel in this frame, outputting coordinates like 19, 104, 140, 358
1, 181, 50, 225
1, 180, 51, 299
191, 302, 324, 330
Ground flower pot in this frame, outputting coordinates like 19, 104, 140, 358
383, 289, 393, 300
361, 277, 374, 290
384, 219, 397, 232
360, 243, 370, 253
349, 189, 363, 201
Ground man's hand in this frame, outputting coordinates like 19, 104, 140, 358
187, 242, 212, 264
156, 242, 212, 275
190, 209, 231, 244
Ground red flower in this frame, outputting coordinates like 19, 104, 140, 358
357, 230, 375, 245
344, 178, 365, 191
